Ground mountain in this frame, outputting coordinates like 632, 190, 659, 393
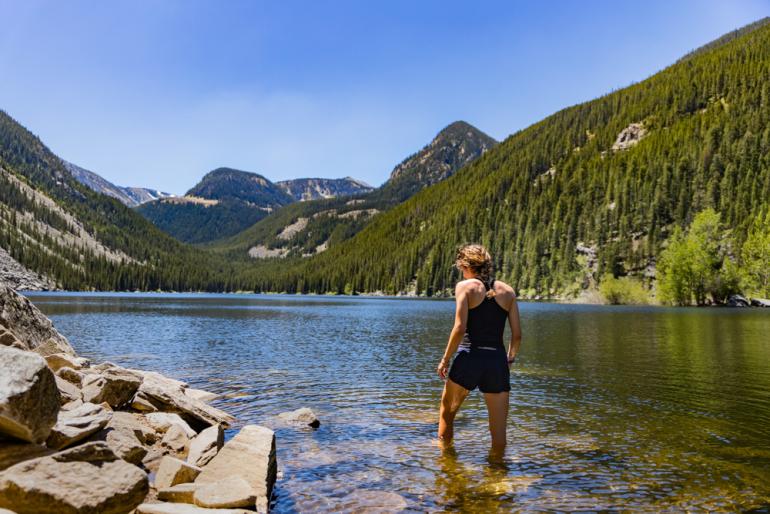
232, 18, 770, 297
63, 160, 173, 207
276, 177, 373, 201
211, 121, 497, 258
0, 109, 236, 291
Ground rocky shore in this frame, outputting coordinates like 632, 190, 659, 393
0, 283, 277, 513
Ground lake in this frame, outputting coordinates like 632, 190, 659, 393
26, 292, 770, 512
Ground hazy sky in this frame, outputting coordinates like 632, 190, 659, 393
0, 1, 767, 194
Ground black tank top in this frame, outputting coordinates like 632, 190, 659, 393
460, 279, 508, 351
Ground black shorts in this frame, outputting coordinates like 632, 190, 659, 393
448, 348, 511, 393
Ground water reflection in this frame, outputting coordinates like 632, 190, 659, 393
27, 292, 770, 512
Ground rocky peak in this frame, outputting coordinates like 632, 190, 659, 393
275, 177, 374, 201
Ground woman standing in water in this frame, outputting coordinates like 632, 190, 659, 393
437, 244, 522, 458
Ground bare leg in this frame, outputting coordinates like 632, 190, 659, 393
483, 391, 509, 460
438, 378, 469, 449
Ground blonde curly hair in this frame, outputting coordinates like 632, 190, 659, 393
455, 244, 496, 298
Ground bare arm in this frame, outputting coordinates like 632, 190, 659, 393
437, 283, 469, 379
507, 295, 522, 364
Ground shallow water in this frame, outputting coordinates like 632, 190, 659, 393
27, 292, 770, 512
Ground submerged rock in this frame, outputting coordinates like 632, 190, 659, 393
0, 441, 148, 514
0, 346, 60, 444
339, 489, 408, 513
278, 407, 320, 428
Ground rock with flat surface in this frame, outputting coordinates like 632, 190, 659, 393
187, 424, 224, 467
185, 388, 218, 403
81, 366, 142, 408
195, 425, 276, 507
155, 456, 201, 489
0, 442, 148, 514
56, 367, 85, 386
44, 353, 89, 372
145, 412, 196, 438
89, 425, 147, 465
136, 503, 253, 514
278, 407, 320, 428
161, 424, 191, 455
0, 285, 74, 355
54, 376, 81, 405
0, 346, 60, 443
194, 476, 255, 509
110, 411, 156, 445
0, 442, 53, 471
158, 483, 198, 503
135, 376, 234, 430
46, 402, 111, 450
751, 297, 770, 307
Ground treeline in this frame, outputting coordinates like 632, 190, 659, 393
232, 20, 770, 298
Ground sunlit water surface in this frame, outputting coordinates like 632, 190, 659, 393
27, 293, 770, 512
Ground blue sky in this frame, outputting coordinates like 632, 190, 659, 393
0, 1, 767, 194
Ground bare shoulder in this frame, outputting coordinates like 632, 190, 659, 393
455, 279, 479, 294
493, 280, 515, 296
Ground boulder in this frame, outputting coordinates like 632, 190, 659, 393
0, 327, 25, 351
46, 402, 112, 450
727, 294, 750, 307
131, 392, 159, 412
56, 367, 84, 387
155, 456, 201, 489
187, 424, 224, 467
89, 426, 147, 465
54, 376, 81, 405
0, 284, 74, 355
45, 353, 89, 372
145, 413, 196, 438
751, 297, 770, 307
161, 424, 191, 455
0, 346, 60, 443
81, 366, 142, 408
157, 483, 198, 503
61, 399, 83, 411
110, 411, 156, 445
0, 442, 53, 471
194, 476, 255, 509
278, 407, 320, 428
136, 503, 253, 514
194, 425, 276, 510
0, 442, 148, 514
135, 377, 234, 430
184, 388, 218, 403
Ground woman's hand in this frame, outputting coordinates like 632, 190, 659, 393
507, 354, 516, 368
437, 357, 450, 379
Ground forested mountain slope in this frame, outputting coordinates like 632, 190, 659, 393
235, 20, 770, 296
0, 110, 235, 291
213, 121, 496, 258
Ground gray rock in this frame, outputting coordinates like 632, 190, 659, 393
0, 247, 56, 292
0, 327, 25, 351
0, 346, 60, 443
0, 284, 73, 354
184, 388, 218, 403
136, 503, 253, 514
727, 294, 751, 307
0, 441, 148, 514
81, 366, 142, 408
60, 399, 83, 411
0, 442, 53, 471
89, 425, 147, 465
194, 425, 276, 508
194, 476, 255, 509
54, 376, 81, 405
157, 482, 198, 503
155, 456, 201, 489
751, 297, 770, 307
187, 424, 224, 467
278, 407, 320, 428
46, 402, 112, 450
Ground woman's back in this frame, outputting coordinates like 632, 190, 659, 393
463, 279, 509, 349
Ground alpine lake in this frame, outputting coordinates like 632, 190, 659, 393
27, 292, 770, 513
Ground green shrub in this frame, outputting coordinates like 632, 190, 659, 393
599, 274, 650, 305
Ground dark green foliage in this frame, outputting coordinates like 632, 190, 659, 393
187, 167, 293, 206
234, 20, 770, 297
